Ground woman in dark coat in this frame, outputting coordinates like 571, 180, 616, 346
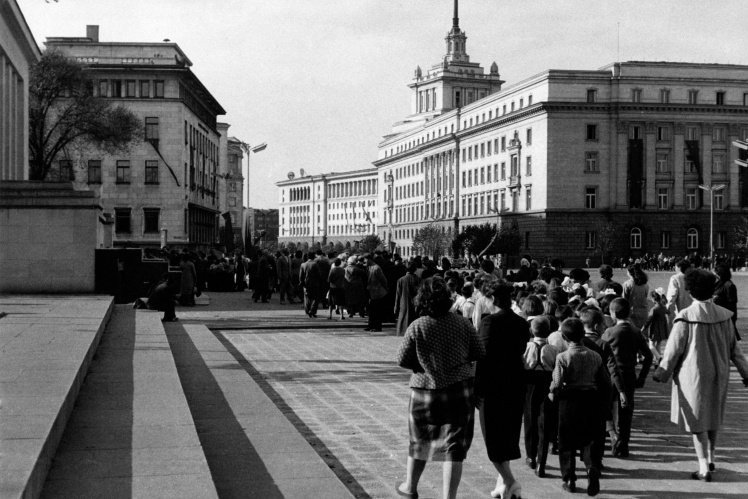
394, 261, 421, 336
475, 280, 531, 499
234, 253, 247, 291
344, 256, 367, 318
713, 263, 739, 340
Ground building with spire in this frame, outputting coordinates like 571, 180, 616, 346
372, 0, 748, 265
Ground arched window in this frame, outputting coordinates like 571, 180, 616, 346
630, 228, 642, 249
687, 228, 699, 249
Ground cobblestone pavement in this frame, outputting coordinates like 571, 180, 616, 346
219, 326, 748, 499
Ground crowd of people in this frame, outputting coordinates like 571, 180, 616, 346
392, 258, 748, 499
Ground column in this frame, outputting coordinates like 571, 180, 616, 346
645, 122, 657, 208
615, 121, 629, 207
673, 123, 685, 207
729, 124, 741, 209
702, 123, 713, 207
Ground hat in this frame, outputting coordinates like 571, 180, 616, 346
530, 316, 551, 338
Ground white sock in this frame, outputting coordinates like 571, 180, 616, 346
698, 457, 708, 474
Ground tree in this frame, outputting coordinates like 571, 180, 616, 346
358, 234, 382, 254
28, 50, 142, 181
594, 221, 618, 264
452, 222, 522, 258
730, 215, 748, 252
413, 223, 452, 259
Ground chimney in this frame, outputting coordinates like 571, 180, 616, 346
86, 25, 99, 43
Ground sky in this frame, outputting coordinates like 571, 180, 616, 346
17, 0, 748, 209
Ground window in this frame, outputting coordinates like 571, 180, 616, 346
713, 154, 726, 174
487, 165, 492, 183
632, 89, 642, 102
154, 80, 165, 98
493, 163, 498, 181
526, 128, 532, 145
586, 124, 598, 140
586, 231, 596, 249
687, 228, 698, 249
468, 171, 472, 187
716, 231, 727, 249
630, 228, 642, 249
528, 95, 533, 106
660, 89, 670, 103
657, 126, 669, 141
98, 80, 108, 97
111, 80, 122, 97
88, 160, 101, 183
656, 153, 670, 173
525, 186, 532, 210
126, 80, 136, 97
145, 160, 159, 184
587, 89, 597, 103
688, 90, 699, 104
685, 151, 697, 173
714, 191, 724, 210
145, 117, 159, 140
115, 208, 131, 233
59, 160, 73, 182
713, 127, 725, 142
462, 171, 466, 187
140, 80, 150, 98
716, 91, 725, 105
501, 162, 506, 180
143, 208, 160, 233
658, 188, 669, 209
687, 188, 698, 209
686, 126, 698, 141
585, 187, 597, 209
480, 167, 485, 184
500, 191, 506, 210
744, 93, 748, 106
116, 160, 131, 183
661, 231, 671, 249
630, 126, 641, 140
526, 156, 532, 176
585, 152, 599, 172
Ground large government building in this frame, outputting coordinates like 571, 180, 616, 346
46, 26, 245, 250
280, 1, 748, 265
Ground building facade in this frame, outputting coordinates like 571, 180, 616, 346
276, 168, 378, 248
0, 0, 41, 180
372, 2, 748, 265
247, 207, 279, 249
46, 26, 227, 249
217, 123, 245, 248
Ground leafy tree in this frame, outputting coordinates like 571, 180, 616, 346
28, 50, 142, 181
730, 215, 748, 252
594, 221, 618, 264
413, 223, 452, 259
359, 234, 382, 254
452, 222, 522, 258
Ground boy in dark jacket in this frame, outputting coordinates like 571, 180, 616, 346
602, 298, 653, 457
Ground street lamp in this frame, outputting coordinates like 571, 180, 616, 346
386, 173, 395, 250
698, 183, 726, 267
239, 142, 267, 252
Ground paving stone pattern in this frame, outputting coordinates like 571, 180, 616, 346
222, 327, 748, 499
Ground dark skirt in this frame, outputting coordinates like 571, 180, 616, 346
557, 388, 597, 451
409, 379, 475, 462
477, 383, 526, 463
329, 287, 346, 307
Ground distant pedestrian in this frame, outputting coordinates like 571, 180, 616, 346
178, 253, 197, 306
642, 289, 669, 364
713, 263, 739, 340
394, 261, 421, 336
622, 264, 650, 330
396, 277, 485, 499
277, 249, 293, 304
148, 274, 178, 322
364, 253, 388, 332
653, 268, 748, 482
327, 258, 346, 320
344, 256, 367, 318
299, 252, 321, 317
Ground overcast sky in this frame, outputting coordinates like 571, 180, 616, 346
18, 0, 748, 209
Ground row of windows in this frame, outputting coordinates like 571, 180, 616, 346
584, 149, 735, 174
462, 95, 534, 130
56, 159, 161, 185
328, 224, 375, 235
98, 79, 164, 99
584, 186, 725, 210
461, 129, 532, 162
586, 88, 748, 106
585, 228, 726, 251
114, 208, 160, 234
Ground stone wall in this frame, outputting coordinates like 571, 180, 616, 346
0, 182, 102, 293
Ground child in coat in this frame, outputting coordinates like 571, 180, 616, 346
549, 318, 607, 496
642, 288, 669, 365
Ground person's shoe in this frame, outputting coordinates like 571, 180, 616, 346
587, 469, 600, 496
609, 432, 619, 453
708, 462, 716, 472
691, 470, 712, 482
504, 481, 522, 499
535, 464, 546, 478
562, 480, 576, 493
526, 457, 537, 470
395, 481, 418, 499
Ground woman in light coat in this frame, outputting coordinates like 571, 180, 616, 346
653, 268, 748, 482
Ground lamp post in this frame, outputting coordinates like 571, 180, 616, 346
239, 142, 267, 253
386, 173, 395, 251
698, 183, 726, 267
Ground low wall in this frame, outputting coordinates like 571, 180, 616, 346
0, 181, 102, 293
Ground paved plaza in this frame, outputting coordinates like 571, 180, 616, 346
2, 271, 748, 498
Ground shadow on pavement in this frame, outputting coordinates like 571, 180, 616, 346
165, 323, 284, 499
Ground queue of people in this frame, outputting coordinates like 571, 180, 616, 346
393, 260, 748, 499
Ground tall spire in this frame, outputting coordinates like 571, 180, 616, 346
453, 0, 459, 28
445, 0, 467, 63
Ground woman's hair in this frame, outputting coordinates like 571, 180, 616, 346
530, 280, 549, 295
538, 266, 555, 284
543, 299, 558, 317
650, 289, 663, 303
600, 281, 623, 296
598, 264, 613, 280
684, 268, 716, 301
714, 263, 732, 282
627, 264, 648, 285
549, 287, 569, 306
414, 276, 454, 318
548, 277, 561, 291
521, 295, 544, 317
555, 304, 574, 322
598, 294, 615, 315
